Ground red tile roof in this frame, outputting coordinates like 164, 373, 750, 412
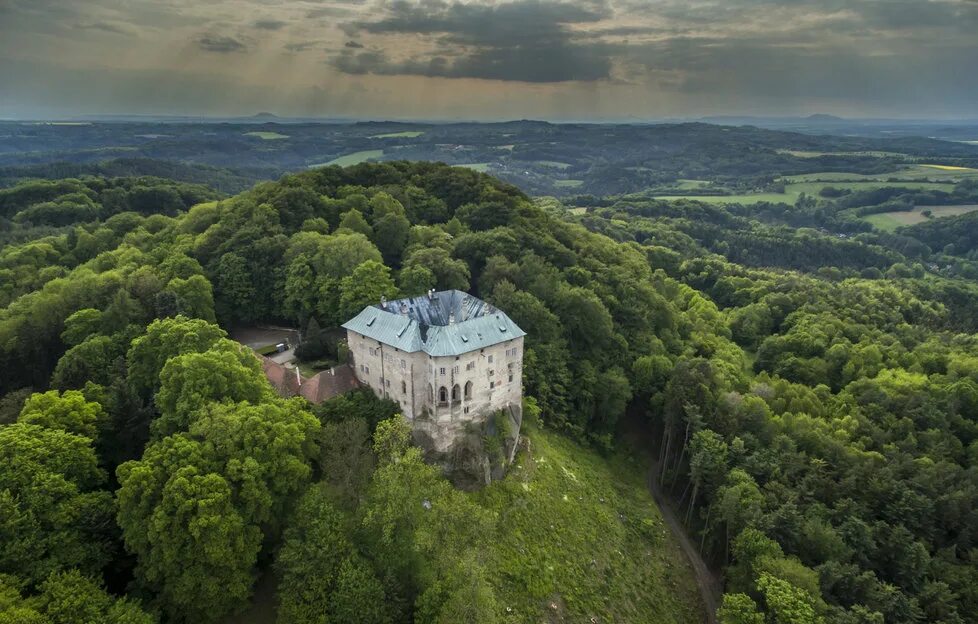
258, 354, 358, 404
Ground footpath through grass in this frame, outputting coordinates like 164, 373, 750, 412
477, 424, 706, 623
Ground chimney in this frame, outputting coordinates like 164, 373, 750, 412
427, 289, 434, 300
381, 295, 387, 309
401, 303, 409, 315
449, 312, 455, 325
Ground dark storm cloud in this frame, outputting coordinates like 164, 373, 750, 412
197, 34, 247, 53
253, 19, 287, 30
74, 21, 134, 36
3, 0, 978, 118
333, 45, 611, 82
333, 0, 614, 82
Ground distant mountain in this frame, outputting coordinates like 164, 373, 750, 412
805, 113, 846, 123
251, 112, 278, 120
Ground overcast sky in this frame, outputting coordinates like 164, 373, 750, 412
1, 0, 976, 120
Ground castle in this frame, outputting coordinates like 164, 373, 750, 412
342, 290, 525, 468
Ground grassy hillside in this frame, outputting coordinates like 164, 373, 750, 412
479, 424, 705, 623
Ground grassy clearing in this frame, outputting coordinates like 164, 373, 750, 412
568, 207, 588, 215
458, 163, 490, 172
656, 180, 954, 205
786, 165, 978, 183
476, 424, 705, 623
244, 131, 290, 140
862, 204, 978, 231
554, 179, 584, 188
536, 160, 572, 169
920, 164, 977, 172
370, 131, 424, 138
676, 179, 711, 189
308, 150, 384, 168
777, 149, 908, 158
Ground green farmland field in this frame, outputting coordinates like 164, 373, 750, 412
554, 179, 584, 188
655, 180, 955, 205
308, 150, 384, 168
370, 131, 424, 138
862, 204, 978, 231
244, 131, 289, 140
786, 165, 978, 183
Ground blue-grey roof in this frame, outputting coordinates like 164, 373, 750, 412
342, 290, 526, 356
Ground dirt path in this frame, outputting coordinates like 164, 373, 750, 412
647, 461, 722, 624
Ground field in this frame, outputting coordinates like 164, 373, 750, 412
308, 150, 384, 168
862, 204, 978, 231
536, 160, 572, 169
458, 162, 490, 172
778, 149, 908, 158
477, 425, 705, 623
370, 131, 424, 138
554, 179, 584, 188
244, 131, 289, 140
785, 164, 978, 183
655, 180, 955, 205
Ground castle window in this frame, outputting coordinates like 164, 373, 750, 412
488, 369, 494, 377
438, 386, 448, 405
452, 384, 461, 401
488, 354, 494, 363
453, 365, 459, 374
439, 367, 446, 376
401, 380, 407, 394
400, 359, 406, 369
464, 381, 473, 400
490, 381, 495, 389
466, 361, 475, 371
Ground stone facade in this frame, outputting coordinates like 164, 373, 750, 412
343, 290, 526, 480
347, 329, 524, 452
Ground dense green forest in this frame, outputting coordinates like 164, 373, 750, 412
2, 161, 978, 623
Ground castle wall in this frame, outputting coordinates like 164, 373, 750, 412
347, 330, 524, 453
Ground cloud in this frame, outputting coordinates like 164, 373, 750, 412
332, 46, 611, 82
74, 21, 134, 36
2, 0, 978, 117
333, 0, 614, 82
197, 34, 246, 53
285, 41, 319, 52
253, 19, 287, 31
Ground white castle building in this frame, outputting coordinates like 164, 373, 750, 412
342, 289, 525, 454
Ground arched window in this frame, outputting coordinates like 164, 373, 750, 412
438, 386, 448, 405
452, 384, 461, 401
464, 381, 473, 400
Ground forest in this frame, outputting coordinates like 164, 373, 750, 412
1, 159, 978, 624
4, 119, 977, 198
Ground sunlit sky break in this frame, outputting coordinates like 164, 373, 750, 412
1, 0, 977, 120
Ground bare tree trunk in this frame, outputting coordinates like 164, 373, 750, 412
699, 502, 712, 555
659, 426, 673, 486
